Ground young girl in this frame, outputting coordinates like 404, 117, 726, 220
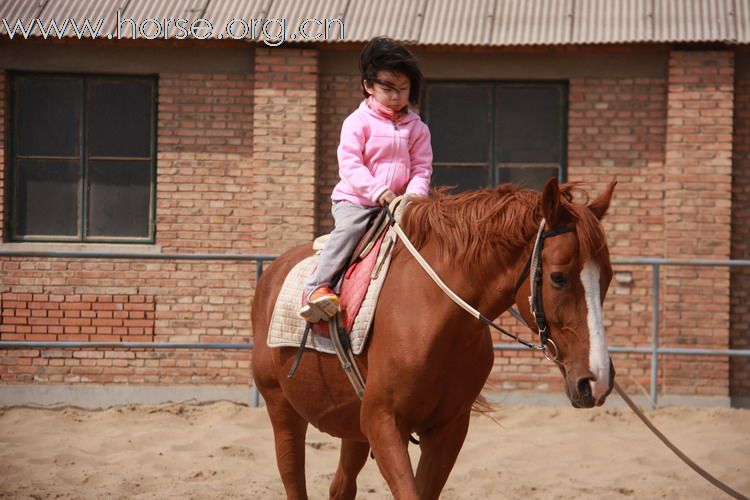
300, 36, 433, 322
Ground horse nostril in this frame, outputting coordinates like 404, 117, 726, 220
576, 376, 594, 399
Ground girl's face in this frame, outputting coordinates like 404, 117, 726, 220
364, 70, 410, 113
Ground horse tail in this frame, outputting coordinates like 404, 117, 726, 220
471, 394, 496, 414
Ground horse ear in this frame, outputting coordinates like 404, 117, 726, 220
589, 181, 617, 220
541, 177, 562, 226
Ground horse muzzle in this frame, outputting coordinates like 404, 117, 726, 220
565, 359, 615, 408
566, 374, 597, 408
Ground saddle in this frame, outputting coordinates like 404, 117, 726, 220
309, 208, 392, 336
270, 196, 409, 398
268, 198, 408, 352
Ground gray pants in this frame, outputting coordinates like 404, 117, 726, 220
305, 201, 381, 296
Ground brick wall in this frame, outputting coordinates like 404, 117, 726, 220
0, 259, 254, 384
0, 71, 5, 240
1, 348, 250, 385
252, 48, 318, 252
157, 72, 254, 253
661, 51, 733, 397
317, 73, 362, 235
1, 290, 155, 342
731, 75, 750, 399
566, 75, 668, 394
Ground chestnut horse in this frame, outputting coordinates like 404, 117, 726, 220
251, 178, 616, 499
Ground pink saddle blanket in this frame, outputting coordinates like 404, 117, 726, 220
305, 231, 387, 338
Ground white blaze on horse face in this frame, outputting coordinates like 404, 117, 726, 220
581, 261, 610, 402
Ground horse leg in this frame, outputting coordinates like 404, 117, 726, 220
361, 409, 418, 499
264, 386, 310, 500
328, 439, 370, 500
414, 411, 471, 500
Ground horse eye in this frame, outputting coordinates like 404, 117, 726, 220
550, 272, 568, 288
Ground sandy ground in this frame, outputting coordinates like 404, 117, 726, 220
0, 401, 748, 499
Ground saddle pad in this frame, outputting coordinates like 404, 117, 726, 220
267, 230, 395, 355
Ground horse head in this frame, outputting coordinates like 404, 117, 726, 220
516, 178, 617, 408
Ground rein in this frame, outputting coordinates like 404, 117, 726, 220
384, 204, 570, 361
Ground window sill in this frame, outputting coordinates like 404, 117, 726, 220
0, 242, 163, 254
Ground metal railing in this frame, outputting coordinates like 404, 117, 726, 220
612, 258, 750, 407
615, 258, 750, 406
2, 249, 750, 408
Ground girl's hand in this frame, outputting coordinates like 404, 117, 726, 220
378, 189, 396, 206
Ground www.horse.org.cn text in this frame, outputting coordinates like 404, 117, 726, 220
2, 10, 346, 46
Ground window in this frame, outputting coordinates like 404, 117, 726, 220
424, 82, 567, 193
9, 73, 156, 242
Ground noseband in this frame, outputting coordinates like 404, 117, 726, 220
513, 219, 575, 362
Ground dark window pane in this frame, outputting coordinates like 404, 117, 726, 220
17, 77, 81, 157
87, 160, 151, 238
15, 159, 79, 236
89, 80, 152, 158
496, 165, 560, 191
495, 86, 563, 164
432, 165, 490, 193
426, 85, 491, 163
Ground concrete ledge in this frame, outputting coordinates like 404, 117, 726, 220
0, 385, 737, 409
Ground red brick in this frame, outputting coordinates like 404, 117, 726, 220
60, 302, 92, 311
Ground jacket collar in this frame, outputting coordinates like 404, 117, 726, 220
362, 97, 416, 124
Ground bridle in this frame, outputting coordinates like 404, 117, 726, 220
512, 218, 575, 363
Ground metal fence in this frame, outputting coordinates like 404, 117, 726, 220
1, 249, 750, 408
607, 258, 750, 407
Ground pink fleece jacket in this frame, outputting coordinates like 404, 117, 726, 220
332, 97, 433, 206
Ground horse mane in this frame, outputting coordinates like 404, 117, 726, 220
400, 183, 608, 274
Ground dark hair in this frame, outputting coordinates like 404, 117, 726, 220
359, 36, 424, 106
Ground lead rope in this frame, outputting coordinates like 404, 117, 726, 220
614, 381, 748, 499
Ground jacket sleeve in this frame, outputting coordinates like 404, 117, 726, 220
405, 122, 433, 196
337, 115, 389, 203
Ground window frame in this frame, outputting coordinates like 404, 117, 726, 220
423, 80, 568, 191
7, 71, 158, 244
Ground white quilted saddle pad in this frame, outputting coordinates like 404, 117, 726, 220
266, 234, 395, 355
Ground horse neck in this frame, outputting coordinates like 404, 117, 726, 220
414, 209, 540, 321
471, 237, 537, 320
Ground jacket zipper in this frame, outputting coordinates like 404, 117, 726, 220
386, 120, 399, 185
